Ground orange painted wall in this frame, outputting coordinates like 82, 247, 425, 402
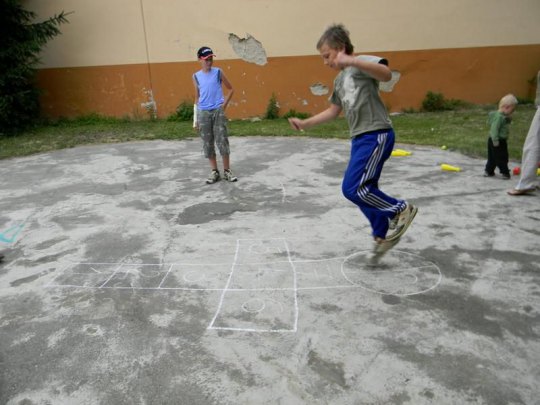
37, 44, 540, 119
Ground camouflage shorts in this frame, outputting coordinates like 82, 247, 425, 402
198, 108, 230, 158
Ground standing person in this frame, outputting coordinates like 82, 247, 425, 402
484, 94, 518, 179
288, 24, 417, 263
193, 46, 237, 184
508, 72, 540, 195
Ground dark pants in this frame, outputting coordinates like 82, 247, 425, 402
485, 138, 509, 175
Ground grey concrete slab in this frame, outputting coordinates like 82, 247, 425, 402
0, 137, 539, 405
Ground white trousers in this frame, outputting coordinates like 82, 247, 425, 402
515, 107, 540, 190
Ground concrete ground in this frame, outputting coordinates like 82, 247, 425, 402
0, 137, 539, 405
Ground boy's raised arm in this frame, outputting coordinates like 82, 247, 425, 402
289, 103, 342, 131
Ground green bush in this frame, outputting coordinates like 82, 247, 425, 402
264, 93, 280, 119
167, 100, 194, 122
282, 109, 311, 119
421, 91, 446, 111
422, 91, 469, 112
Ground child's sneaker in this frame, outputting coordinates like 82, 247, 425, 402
206, 169, 220, 184
387, 203, 418, 241
367, 237, 400, 266
388, 213, 399, 230
223, 169, 238, 182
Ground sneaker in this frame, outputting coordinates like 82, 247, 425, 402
387, 203, 418, 241
501, 173, 511, 180
206, 170, 220, 184
483, 171, 495, 177
388, 213, 399, 230
367, 238, 400, 266
223, 169, 238, 182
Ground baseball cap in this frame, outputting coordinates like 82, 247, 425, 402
197, 47, 216, 60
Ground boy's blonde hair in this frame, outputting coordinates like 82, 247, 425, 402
499, 94, 518, 108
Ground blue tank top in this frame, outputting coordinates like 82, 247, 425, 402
193, 68, 224, 111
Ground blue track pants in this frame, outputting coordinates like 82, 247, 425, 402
342, 129, 406, 239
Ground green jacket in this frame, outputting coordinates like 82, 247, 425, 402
487, 110, 512, 142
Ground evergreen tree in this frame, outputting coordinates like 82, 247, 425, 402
0, 0, 68, 135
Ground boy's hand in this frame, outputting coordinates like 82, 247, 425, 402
288, 118, 304, 131
334, 51, 353, 69
493, 140, 500, 147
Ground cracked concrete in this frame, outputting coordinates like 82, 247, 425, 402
0, 137, 539, 404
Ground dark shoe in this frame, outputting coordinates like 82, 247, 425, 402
483, 171, 495, 177
501, 173, 511, 180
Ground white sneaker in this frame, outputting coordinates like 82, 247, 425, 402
206, 170, 220, 184
388, 213, 399, 230
387, 203, 418, 241
223, 169, 238, 182
367, 238, 400, 266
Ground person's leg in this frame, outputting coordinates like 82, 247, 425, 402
341, 130, 405, 240
214, 108, 237, 182
514, 107, 540, 190
485, 138, 496, 175
199, 110, 220, 183
496, 139, 510, 177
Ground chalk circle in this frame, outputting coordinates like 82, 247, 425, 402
183, 270, 206, 283
341, 250, 441, 296
241, 298, 266, 313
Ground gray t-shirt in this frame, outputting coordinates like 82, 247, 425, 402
330, 55, 392, 137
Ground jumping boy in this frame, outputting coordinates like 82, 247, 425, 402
193, 46, 237, 184
484, 94, 518, 179
288, 24, 417, 263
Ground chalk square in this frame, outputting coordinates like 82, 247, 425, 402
234, 239, 290, 265
159, 263, 232, 289
50, 263, 118, 288
293, 259, 346, 288
102, 263, 167, 288
210, 289, 297, 332
227, 262, 295, 290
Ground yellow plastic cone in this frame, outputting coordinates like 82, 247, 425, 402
391, 149, 412, 157
441, 163, 461, 172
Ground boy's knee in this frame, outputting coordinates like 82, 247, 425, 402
341, 184, 357, 202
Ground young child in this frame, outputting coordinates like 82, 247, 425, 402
288, 24, 417, 263
484, 94, 518, 179
193, 46, 237, 184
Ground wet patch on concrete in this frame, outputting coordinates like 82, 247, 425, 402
178, 202, 257, 225
382, 294, 402, 305
307, 350, 348, 389
382, 339, 524, 405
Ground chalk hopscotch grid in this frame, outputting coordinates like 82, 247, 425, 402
207, 238, 299, 333
44, 239, 442, 333
45, 256, 441, 294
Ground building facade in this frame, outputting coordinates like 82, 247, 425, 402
27, 0, 540, 119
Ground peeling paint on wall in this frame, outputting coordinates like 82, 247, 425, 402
379, 71, 401, 93
310, 83, 329, 96
228, 34, 267, 65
